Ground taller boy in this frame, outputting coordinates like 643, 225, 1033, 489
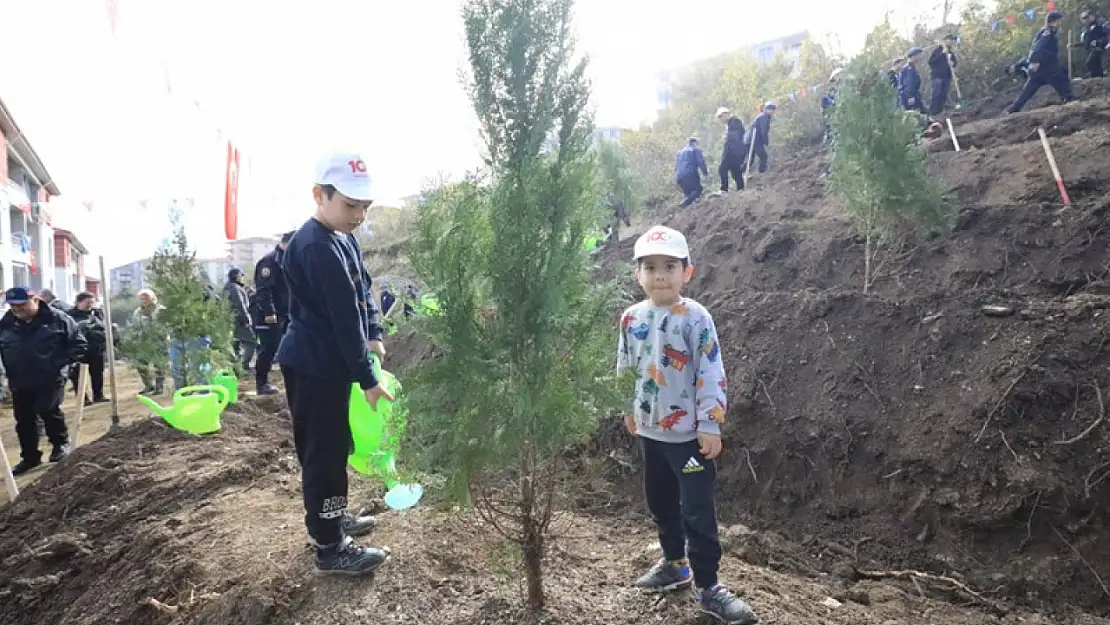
278, 152, 395, 576
617, 226, 757, 624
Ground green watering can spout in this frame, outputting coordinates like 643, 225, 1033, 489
136, 394, 172, 419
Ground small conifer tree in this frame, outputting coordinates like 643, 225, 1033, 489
828, 71, 950, 292
122, 208, 233, 386
406, 0, 623, 610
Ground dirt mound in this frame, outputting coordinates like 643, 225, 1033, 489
7, 395, 1090, 625
0, 401, 304, 625
587, 79, 1110, 616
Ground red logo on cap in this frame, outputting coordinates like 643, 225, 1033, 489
646, 230, 669, 242
348, 160, 367, 174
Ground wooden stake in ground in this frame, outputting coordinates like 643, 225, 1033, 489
1068, 31, 1074, 81
945, 118, 961, 152
73, 363, 89, 447
1037, 126, 1071, 207
99, 256, 121, 427
744, 122, 759, 184
944, 51, 963, 109
0, 437, 18, 502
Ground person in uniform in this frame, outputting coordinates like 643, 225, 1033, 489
252, 231, 294, 395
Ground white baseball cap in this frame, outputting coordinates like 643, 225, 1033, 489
634, 226, 690, 262
715, 106, 731, 118
314, 152, 373, 202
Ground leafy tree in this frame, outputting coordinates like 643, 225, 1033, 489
406, 0, 623, 610
595, 140, 639, 214
828, 72, 950, 293
121, 208, 233, 386
858, 14, 913, 69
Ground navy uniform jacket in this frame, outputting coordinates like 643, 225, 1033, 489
252, 247, 289, 323
1028, 27, 1061, 70
276, 217, 382, 390
899, 63, 923, 107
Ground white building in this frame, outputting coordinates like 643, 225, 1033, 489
227, 236, 278, 271
198, 258, 234, 286
0, 96, 59, 294
52, 228, 91, 304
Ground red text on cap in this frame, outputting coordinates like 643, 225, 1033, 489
646, 230, 669, 242
347, 159, 367, 173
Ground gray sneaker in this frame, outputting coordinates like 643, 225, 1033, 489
633, 558, 692, 592
697, 584, 758, 624
315, 536, 390, 576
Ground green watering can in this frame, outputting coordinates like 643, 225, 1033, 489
138, 385, 230, 435
348, 356, 423, 510
210, 369, 238, 404
414, 293, 441, 317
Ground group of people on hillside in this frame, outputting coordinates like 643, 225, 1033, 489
0, 287, 117, 475
674, 104, 776, 208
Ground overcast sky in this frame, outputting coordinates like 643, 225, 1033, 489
0, 0, 956, 266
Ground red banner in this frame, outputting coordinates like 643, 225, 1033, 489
223, 141, 239, 240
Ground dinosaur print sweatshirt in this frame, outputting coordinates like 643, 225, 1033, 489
616, 297, 728, 444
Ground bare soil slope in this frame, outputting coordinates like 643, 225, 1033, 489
588, 78, 1110, 615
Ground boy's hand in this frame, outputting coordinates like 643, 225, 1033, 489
698, 431, 723, 459
368, 340, 386, 358
364, 383, 395, 409
624, 413, 637, 435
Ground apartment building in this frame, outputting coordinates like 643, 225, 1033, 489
227, 236, 278, 271
52, 228, 90, 303
109, 258, 147, 295
0, 96, 59, 293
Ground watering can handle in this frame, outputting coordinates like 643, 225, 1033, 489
174, 385, 230, 406
370, 353, 383, 383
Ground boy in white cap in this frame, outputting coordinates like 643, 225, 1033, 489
276, 152, 394, 575
617, 226, 757, 624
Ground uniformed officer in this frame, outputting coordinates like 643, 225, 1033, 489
1008, 11, 1078, 113
252, 231, 294, 395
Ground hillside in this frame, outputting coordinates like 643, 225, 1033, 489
590, 76, 1110, 613
2, 81, 1110, 625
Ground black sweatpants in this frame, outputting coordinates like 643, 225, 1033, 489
929, 77, 951, 115
641, 436, 721, 589
1087, 50, 1105, 78
254, 320, 286, 387
70, 348, 106, 400
12, 382, 68, 462
1008, 68, 1075, 113
718, 158, 745, 192
284, 365, 352, 546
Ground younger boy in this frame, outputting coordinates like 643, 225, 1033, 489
278, 151, 394, 576
617, 226, 757, 624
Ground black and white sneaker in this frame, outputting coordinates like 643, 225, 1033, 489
49, 444, 71, 463
341, 511, 377, 537
315, 536, 390, 576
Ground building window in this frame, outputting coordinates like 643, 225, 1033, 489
758, 46, 774, 61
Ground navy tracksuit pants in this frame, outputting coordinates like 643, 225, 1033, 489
641, 436, 722, 589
